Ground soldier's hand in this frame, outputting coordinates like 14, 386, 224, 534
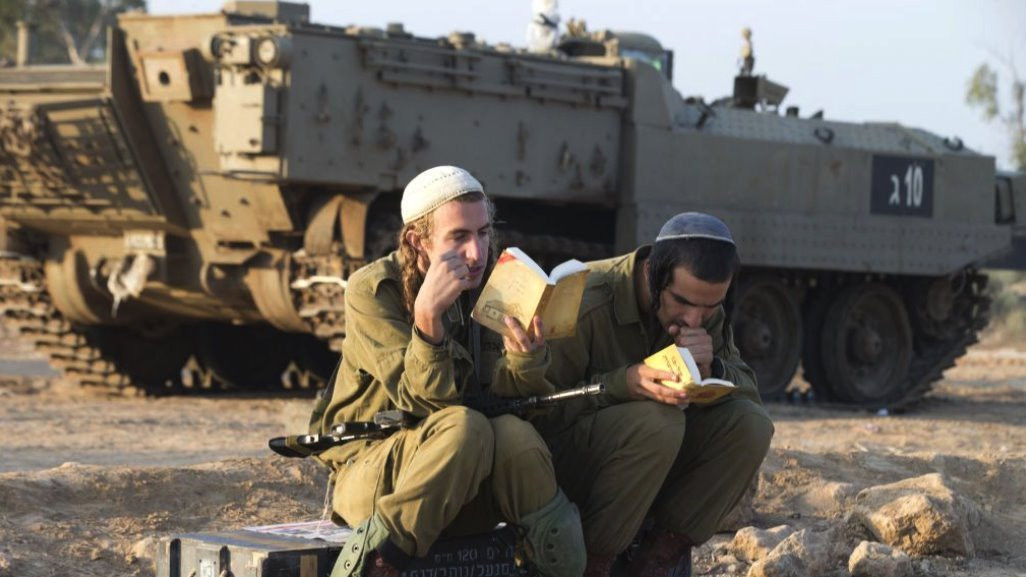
414, 250, 475, 343
669, 325, 714, 378
626, 363, 690, 408
416, 250, 475, 314
502, 315, 545, 354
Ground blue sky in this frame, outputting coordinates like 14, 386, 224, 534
150, 0, 1025, 170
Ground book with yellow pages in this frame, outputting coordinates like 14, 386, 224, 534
471, 247, 589, 339
643, 343, 736, 404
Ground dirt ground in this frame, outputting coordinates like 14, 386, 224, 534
1, 336, 1025, 577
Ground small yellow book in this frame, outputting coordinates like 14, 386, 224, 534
643, 343, 736, 404
471, 247, 589, 339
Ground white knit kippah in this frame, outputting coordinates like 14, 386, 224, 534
401, 166, 485, 224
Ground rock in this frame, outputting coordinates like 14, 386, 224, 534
747, 552, 809, 577
848, 541, 912, 577
769, 526, 851, 576
715, 552, 741, 566
797, 481, 857, 514
730, 525, 795, 563
852, 473, 980, 557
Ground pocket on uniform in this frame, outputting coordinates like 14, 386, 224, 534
332, 440, 393, 524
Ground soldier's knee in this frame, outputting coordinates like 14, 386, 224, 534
620, 402, 687, 457
729, 402, 775, 455
491, 414, 549, 460
428, 405, 495, 460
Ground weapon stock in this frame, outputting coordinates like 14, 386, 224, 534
268, 434, 342, 458
268, 412, 405, 458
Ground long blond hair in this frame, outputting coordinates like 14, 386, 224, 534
398, 192, 497, 318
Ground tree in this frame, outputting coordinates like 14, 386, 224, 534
0, 0, 145, 66
968, 59, 1026, 347
966, 59, 1026, 171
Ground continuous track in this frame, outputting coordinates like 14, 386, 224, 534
0, 254, 136, 392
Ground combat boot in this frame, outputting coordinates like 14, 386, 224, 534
624, 529, 692, 577
583, 553, 616, 577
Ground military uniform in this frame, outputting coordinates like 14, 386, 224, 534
317, 251, 560, 558
538, 247, 774, 554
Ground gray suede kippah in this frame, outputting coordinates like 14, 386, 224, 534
655, 212, 735, 245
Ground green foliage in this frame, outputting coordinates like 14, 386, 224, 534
967, 64, 1000, 121
0, 0, 146, 66
967, 61, 1026, 171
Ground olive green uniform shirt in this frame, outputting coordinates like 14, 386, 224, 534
318, 251, 554, 463
537, 247, 772, 550
316, 254, 563, 558
545, 246, 760, 410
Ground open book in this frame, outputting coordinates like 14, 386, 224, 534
644, 343, 736, 404
471, 247, 589, 339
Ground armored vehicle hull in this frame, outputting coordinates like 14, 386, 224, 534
1, 2, 1023, 407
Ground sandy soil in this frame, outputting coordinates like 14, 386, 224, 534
1, 339, 1025, 577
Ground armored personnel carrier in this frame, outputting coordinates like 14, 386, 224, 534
1, 1, 1023, 408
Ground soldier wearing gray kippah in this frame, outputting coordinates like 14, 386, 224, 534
539, 211, 774, 577
317, 166, 586, 577
655, 211, 737, 245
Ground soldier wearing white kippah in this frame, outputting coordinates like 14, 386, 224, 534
316, 166, 586, 577
539, 212, 774, 577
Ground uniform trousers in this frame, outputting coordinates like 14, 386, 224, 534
543, 398, 773, 553
332, 406, 557, 557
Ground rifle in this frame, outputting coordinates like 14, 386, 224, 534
268, 383, 604, 458
464, 383, 604, 417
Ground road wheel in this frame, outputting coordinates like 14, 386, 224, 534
819, 284, 913, 405
734, 277, 802, 399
